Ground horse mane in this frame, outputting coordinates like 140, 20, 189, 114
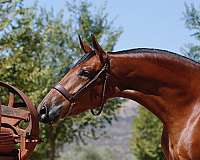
66, 48, 200, 73
110, 48, 200, 68
71, 51, 96, 68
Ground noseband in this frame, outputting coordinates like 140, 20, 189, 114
53, 56, 110, 116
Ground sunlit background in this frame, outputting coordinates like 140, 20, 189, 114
1, 0, 200, 160
25, 0, 199, 53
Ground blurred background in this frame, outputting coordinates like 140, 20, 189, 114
1, 0, 200, 159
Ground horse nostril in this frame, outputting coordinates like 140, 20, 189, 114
39, 105, 50, 123
40, 105, 48, 115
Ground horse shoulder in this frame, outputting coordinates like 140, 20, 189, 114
177, 109, 200, 160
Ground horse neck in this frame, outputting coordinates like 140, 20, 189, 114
108, 51, 200, 124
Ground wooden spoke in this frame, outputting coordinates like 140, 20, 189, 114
8, 93, 15, 108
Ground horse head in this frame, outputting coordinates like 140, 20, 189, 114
38, 35, 117, 123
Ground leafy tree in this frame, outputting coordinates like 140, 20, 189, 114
183, 3, 200, 62
0, 1, 122, 160
130, 107, 164, 160
0, 0, 23, 31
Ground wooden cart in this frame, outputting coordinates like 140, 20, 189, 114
0, 81, 39, 160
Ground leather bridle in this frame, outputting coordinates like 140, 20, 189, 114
53, 55, 110, 116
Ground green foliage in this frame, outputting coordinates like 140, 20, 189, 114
184, 3, 200, 38
0, 1, 122, 160
130, 107, 164, 160
0, 0, 23, 30
66, 0, 122, 51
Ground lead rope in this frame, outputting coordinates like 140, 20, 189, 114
91, 72, 109, 116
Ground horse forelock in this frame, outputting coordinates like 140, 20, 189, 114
72, 51, 96, 68
63, 51, 96, 74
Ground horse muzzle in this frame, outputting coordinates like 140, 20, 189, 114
38, 104, 63, 123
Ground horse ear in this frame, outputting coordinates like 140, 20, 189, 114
78, 35, 93, 53
91, 35, 106, 63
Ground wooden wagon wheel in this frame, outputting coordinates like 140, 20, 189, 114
0, 81, 39, 160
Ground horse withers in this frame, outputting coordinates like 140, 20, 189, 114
38, 35, 200, 160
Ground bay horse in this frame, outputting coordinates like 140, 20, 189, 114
38, 35, 200, 160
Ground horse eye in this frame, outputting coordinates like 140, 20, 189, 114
78, 69, 90, 77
